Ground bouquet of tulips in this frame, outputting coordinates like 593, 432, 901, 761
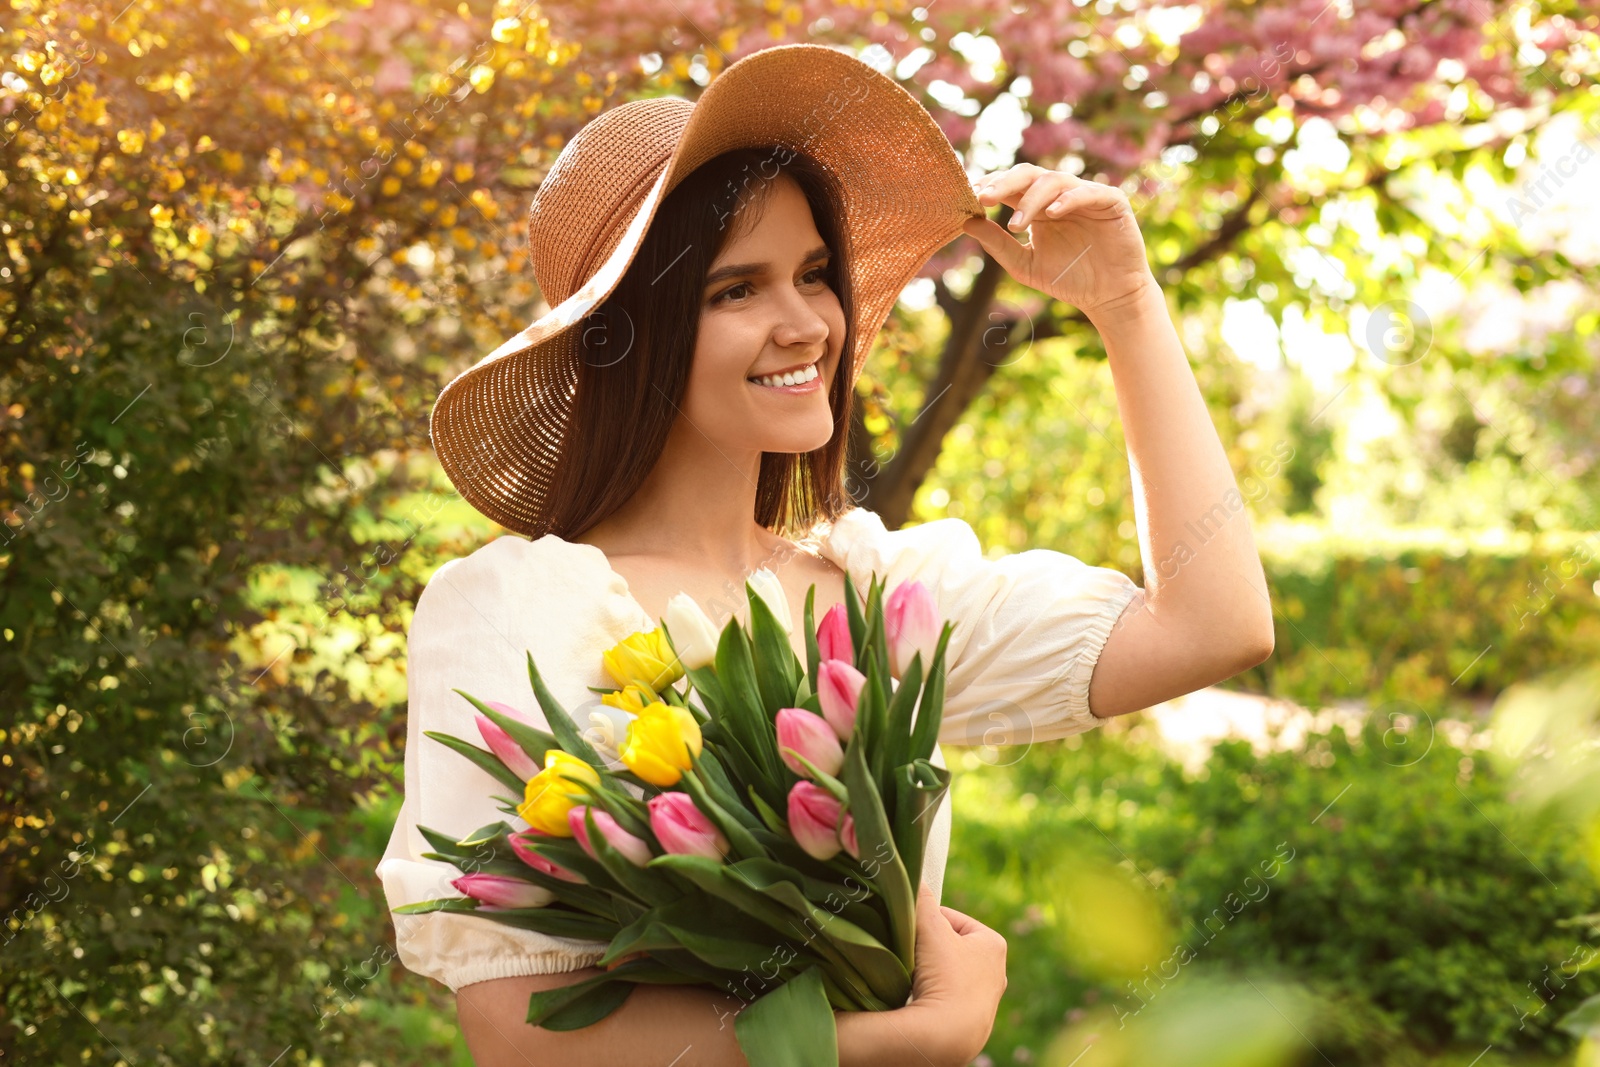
395, 569, 954, 1066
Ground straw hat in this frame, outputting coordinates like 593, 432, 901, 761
429, 42, 985, 537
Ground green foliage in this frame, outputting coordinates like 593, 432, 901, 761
945, 718, 1600, 1064
1243, 528, 1600, 711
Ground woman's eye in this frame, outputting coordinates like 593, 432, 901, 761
712, 267, 831, 306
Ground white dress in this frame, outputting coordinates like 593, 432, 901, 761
377, 506, 1141, 992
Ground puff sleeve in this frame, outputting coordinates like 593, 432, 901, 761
818, 508, 1142, 746
376, 534, 649, 991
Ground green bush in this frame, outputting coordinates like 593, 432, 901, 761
1237, 527, 1600, 713
944, 713, 1600, 1064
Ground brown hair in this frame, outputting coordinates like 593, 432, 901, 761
543, 146, 858, 542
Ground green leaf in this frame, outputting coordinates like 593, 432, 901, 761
890, 759, 950, 895
863, 577, 890, 697
841, 739, 916, 975
843, 570, 867, 669
909, 621, 954, 763
478, 905, 619, 941
647, 853, 880, 1007
524, 958, 704, 1030
695, 747, 765, 831
714, 619, 781, 781
526, 651, 606, 770
727, 858, 910, 1007
856, 655, 891, 794
538, 980, 635, 1031
883, 650, 923, 773
459, 820, 515, 847
600, 896, 795, 972
748, 578, 802, 716
1558, 992, 1600, 1040
391, 897, 481, 916
803, 583, 821, 697
423, 730, 526, 794
749, 786, 789, 835
733, 966, 839, 1067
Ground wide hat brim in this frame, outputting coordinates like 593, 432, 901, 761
430, 42, 986, 538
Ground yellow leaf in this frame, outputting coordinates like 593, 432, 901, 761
224, 28, 251, 54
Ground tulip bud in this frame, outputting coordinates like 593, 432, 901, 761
648, 792, 729, 862
664, 593, 721, 670
884, 580, 939, 679
582, 702, 635, 769
451, 872, 555, 910
816, 602, 853, 664
567, 805, 654, 868
746, 568, 793, 635
775, 707, 844, 779
817, 659, 866, 741
476, 710, 539, 781
600, 683, 656, 714
506, 830, 587, 884
787, 781, 845, 861
620, 701, 703, 787
603, 626, 685, 691
517, 750, 601, 836
839, 812, 860, 860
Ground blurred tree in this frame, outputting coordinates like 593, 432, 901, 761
3, 0, 1596, 1062
540, 0, 1599, 526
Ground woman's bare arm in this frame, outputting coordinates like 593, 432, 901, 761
962, 168, 1276, 722
1083, 281, 1276, 720
455, 968, 938, 1067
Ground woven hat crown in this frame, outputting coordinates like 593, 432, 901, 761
527, 98, 694, 309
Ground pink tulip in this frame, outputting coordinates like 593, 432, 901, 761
567, 805, 654, 868
816, 603, 853, 664
451, 872, 554, 910
817, 659, 866, 741
884, 580, 939, 679
788, 781, 846, 861
840, 812, 860, 860
477, 702, 540, 780
776, 707, 844, 779
505, 830, 587, 884
648, 792, 729, 862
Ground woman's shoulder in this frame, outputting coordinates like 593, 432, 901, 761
414, 532, 645, 633
810, 506, 983, 572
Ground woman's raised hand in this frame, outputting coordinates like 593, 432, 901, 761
961, 163, 1157, 321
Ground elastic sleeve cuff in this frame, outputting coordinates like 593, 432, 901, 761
1058, 579, 1143, 725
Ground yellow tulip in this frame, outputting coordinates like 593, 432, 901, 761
620, 701, 702, 787
601, 682, 656, 714
517, 750, 601, 836
603, 627, 684, 692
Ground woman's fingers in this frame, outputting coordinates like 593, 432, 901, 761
975, 164, 1082, 227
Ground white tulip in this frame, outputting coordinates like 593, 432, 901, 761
664, 592, 720, 670
582, 703, 635, 769
746, 567, 793, 635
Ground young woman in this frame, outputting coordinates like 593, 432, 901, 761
380, 46, 1274, 1067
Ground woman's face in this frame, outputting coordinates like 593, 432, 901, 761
680, 172, 846, 458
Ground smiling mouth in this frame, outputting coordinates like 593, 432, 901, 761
747, 362, 821, 389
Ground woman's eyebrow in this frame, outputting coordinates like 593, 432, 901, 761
703, 245, 831, 288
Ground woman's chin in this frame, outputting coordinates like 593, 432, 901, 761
753, 415, 835, 455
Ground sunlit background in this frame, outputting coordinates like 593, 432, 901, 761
4, 2, 1600, 1065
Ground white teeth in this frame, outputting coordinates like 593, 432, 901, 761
749, 363, 819, 388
